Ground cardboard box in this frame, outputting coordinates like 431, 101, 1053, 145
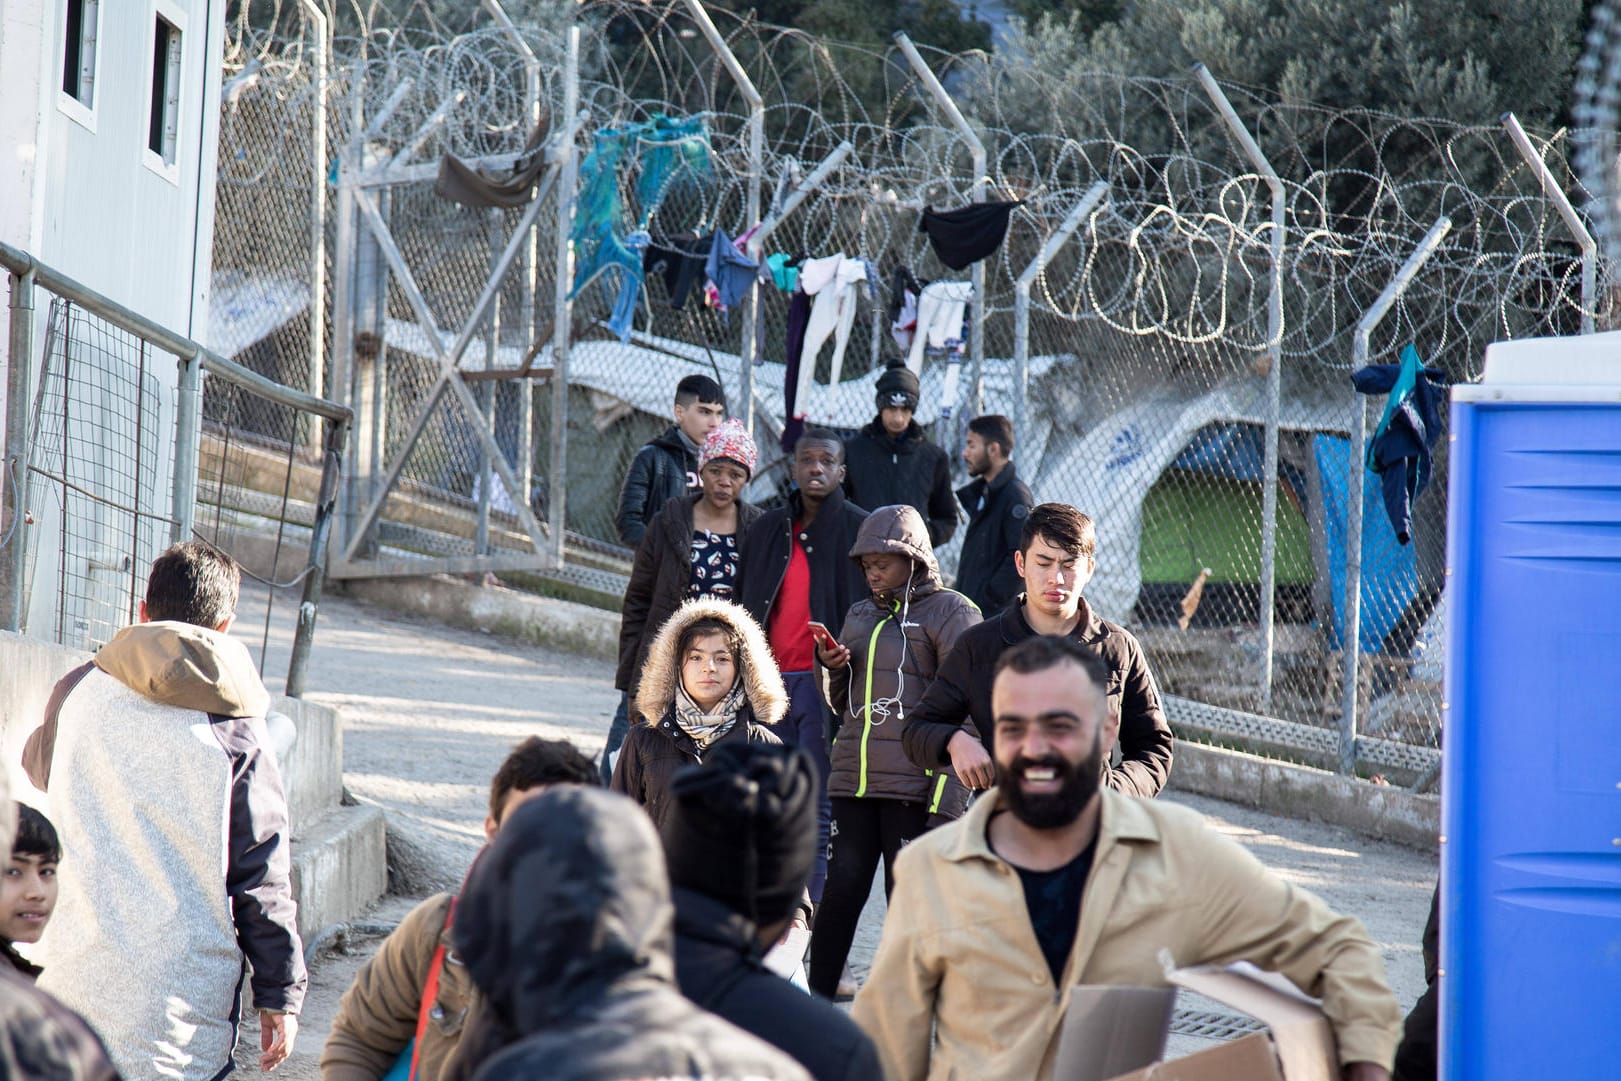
1056, 963, 1339, 1081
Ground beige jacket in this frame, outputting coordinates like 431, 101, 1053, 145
851, 787, 1402, 1081
322, 893, 482, 1081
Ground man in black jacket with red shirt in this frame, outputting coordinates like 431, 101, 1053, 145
736, 429, 868, 901
900, 502, 1174, 797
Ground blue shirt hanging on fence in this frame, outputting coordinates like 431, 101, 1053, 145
1352, 343, 1449, 545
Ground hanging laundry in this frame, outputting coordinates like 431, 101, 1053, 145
643, 232, 709, 310
766, 252, 799, 293
633, 115, 714, 222
780, 289, 813, 452
604, 230, 650, 342
906, 280, 973, 374
1351, 343, 1449, 545
434, 124, 548, 209
797, 254, 869, 420
889, 264, 922, 353
704, 229, 759, 325
919, 200, 1023, 270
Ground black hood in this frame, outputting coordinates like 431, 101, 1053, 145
455, 787, 676, 1034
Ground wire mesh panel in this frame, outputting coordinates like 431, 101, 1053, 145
23, 300, 173, 652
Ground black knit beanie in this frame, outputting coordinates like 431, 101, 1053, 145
875, 360, 921, 413
659, 742, 819, 928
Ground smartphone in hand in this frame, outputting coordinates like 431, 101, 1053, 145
807, 620, 838, 651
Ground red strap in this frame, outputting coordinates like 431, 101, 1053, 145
408, 897, 458, 1081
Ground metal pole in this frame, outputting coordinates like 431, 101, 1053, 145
1195, 62, 1286, 714
1341, 215, 1451, 775
482, 0, 541, 523
296, 0, 328, 454
478, 208, 502, 556
5, 269, 35, 631
893, 32, 988, 421
548, 25, 580, 570
1013, 181, 1107, 447
171, 351, 202, 545
683, 0, 764, 433
333, 57, 363, 554
286, 417, 347, 698
1502, 112, 1597, 334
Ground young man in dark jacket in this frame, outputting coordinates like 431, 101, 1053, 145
841, 362, 957, 547
954, 414, 1034, 615
660, 742, 883, 1081
615, 374, 727, 548
451, 788, 811, 1081
735, 429, 869, 902
899, 503, 1175, 798
603, 374, 728, 780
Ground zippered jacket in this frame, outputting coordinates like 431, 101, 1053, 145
824, 506, 980, 813
616, 426, 699, 547
841, 420, 958, 547
735, 487, 870, 648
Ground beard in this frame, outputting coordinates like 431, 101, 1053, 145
998, 732, 1103, 831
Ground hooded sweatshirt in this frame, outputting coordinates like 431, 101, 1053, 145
825, 506, 980, 812
453, 788, 812, 1081
611, 597, 788, 829
24, 621, 306, 1081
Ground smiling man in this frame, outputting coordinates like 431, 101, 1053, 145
854, 636, 1402, 1081
900, 502, 1173, 797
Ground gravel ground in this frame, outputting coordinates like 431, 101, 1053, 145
233, 579, 1435, 1077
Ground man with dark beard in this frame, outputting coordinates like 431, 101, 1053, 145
852, 636, 1402, 1081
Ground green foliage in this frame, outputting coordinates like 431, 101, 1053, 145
713, 0, 991, 52
1006, 0, 1123, 38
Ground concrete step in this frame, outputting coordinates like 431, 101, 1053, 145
289, 802, 389, 944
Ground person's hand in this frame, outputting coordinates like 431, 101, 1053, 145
259, 1010, 297, 1072
816, 640, 851, 670
1343, 1063, 1390, 1081
947, 730, 995, 790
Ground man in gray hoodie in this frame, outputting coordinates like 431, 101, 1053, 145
24, 542, 306, 1078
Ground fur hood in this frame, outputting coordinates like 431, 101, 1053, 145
634, 598, 787, 727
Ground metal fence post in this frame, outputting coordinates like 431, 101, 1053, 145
684, 0, 764, 434
5, 268, 36, 631
1014, 182, 1107, 447
296, 0, 328, 454
1502, 113, 1597, 335
1195, 62, 1286, 714
171, 351, 202, 545
1341, 215, 1452, 774
893, 32, 987, 423
287, 416, 347, 697
548, 24, 580, 571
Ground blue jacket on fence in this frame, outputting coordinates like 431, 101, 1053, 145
1351, 344, 1448, 545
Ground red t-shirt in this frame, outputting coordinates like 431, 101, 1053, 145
768, 523, 815, 673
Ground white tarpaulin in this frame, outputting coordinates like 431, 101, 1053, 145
1035, 379, 1349, 623
207, 272, 308, 358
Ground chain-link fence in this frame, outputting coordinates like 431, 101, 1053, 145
210, 0, 1612, 777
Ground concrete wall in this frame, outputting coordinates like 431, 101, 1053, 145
0, 630, 385, 940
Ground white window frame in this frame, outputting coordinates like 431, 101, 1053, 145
57, 0, 103, 133
141, 0, 187, 183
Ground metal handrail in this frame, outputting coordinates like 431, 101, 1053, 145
0, 241, 353, 424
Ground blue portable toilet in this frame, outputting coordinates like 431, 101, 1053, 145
1442, 332, 1621, 1080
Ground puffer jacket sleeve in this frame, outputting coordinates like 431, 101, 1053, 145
823, 610, 859, 732
924, 447, 958, 547
320, 893, 453, 1081
1107, 634, 1174, 798
899, 638, 976, 770
616, 446, 657, 547
617, 526, 663, 692
216, 718, 308, 1015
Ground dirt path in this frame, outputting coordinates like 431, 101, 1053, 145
234, 580, 1435, 1077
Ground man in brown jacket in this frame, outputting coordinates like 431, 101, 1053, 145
319, 738, 598, 1081
853, 636, 1402, 1081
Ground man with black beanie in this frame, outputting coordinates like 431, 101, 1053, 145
661, 743, 883, 1081
842, 361, 958, 547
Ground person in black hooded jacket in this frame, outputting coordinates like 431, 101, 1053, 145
841, 362, 957, 547
661, 743, 883, 1081
452, 787, 811, 1081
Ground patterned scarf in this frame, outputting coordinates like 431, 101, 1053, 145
674, 678, 747, 750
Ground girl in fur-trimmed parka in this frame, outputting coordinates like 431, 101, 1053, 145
808, 504, 981, 1001
611, 597, 787, 830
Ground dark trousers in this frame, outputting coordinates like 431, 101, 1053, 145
807, 796, 930, 999
778, 671, 831, 902
600, 692, 632, 785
